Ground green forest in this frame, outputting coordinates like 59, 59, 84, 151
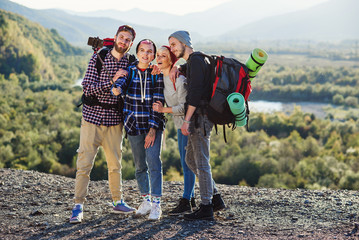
1, 9, 359, 191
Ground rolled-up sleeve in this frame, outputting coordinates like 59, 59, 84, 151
150, 74, 165, 129
112, 66, 131, 96
172, 75, 187, 115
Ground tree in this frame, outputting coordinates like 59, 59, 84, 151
344, 96, 358, 107
333, 94, 344, 105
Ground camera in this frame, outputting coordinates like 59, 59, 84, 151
87, 37, 104, 49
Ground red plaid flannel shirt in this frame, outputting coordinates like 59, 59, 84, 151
81, 51, 129, 126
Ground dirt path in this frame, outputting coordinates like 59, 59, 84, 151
1, 168, 358, 239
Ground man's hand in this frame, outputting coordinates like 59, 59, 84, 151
181, 122, 190, 136
150, 65, 161, 75
145, 128, 156, 149
112, 69, 128, 84
112, 87, 121, 96
169, 66, 180, 84
181, 105, 196, 136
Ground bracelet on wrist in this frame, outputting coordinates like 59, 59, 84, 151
183, 120, 191, 124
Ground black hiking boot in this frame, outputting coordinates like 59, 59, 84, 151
191, 197, 197, 209
212, 194, 226, 212
184, 203, 214, 221
169, 198, 192, 215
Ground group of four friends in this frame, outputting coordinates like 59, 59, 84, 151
70, 25, 226, 223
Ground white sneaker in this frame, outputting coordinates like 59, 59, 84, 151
148, 202, 162, 220
136, 199, 152, 216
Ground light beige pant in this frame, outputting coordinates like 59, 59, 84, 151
74, 118, 123, 204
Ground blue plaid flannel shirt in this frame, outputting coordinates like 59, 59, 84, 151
113, 64, 165, 136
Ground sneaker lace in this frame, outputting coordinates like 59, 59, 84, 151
174, 198, 187, 209
152, 203, 161, 214
139, 200, 149, 209
113, 199, 125, 207
72, 207, 82, 217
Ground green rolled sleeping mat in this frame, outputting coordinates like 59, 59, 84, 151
227, 92, 247, 127
245, 48, 268, 81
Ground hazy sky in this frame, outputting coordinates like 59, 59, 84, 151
10, 0, 329, 15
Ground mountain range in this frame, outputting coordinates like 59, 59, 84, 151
0, 0, 174, 46
223, 0, 359, 41
0, 0, 357, 47
70, 0, 323, 37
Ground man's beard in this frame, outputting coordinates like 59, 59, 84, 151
114, 43, 128, 54
176, 46, 185, 58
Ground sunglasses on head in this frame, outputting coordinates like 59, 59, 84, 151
117, 25, 136, 40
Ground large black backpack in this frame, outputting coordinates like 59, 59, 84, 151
189, 52, 252, 142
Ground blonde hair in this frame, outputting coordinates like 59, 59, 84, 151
158, 46, 178, 68
157, 47, 172, 64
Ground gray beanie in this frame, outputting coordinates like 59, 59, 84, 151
169, 30, 193, 49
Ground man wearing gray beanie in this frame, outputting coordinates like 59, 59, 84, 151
168, 30, 193, 49
168, 31, 226, 221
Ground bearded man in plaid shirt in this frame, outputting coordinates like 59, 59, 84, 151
69, 25, 137, 224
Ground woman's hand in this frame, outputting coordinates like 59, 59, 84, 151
152, 101, 163, 113
145, 128, 156, 149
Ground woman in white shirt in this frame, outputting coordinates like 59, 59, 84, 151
153, 46, 196, 215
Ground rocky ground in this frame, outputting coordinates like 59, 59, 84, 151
1, 168, 359, 239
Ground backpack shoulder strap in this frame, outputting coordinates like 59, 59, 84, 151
127, 54, 137, 65
245, 100, 250, 131
95, 47, 110, 75
190, 51, 216, 64
124, 67, 136, 95
151, 73, 158, 86
191, 51, 209, 58
223, 125, 227, 143
129, 67, 135, 85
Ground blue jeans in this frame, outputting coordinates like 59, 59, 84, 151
185, 114, 218, 205
128, 130, 163, 197
177, 129, 195, 200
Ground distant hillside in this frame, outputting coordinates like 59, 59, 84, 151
0, 0, 175, 46
0, 9, 85, 83
0, 9, 87, 177
221, 0, 359, 41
